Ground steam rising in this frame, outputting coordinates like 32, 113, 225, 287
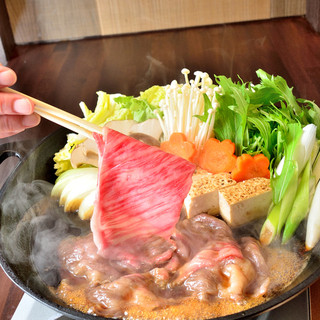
0, 180, 89, 287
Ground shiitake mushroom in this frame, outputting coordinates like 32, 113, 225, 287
129, 132, 161, 147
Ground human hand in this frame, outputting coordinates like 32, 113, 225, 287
0, 64, 40, 138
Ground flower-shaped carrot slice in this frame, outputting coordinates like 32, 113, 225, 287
231, 154, 270, 182
160, 132, 196, 162
198, 138, 237, 174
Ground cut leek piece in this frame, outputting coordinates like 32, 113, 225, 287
282, 160, 311, 244
51, 167, 98, 218
51, 167, 98, 198
313, 148, 320, 184
260, 203, 280, 245
64, 177, 97, 212
59, 171, 98, 205
306, 180, 320, 250
78, 190, 96, 220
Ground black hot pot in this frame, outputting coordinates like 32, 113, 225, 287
1, 128, 320, 320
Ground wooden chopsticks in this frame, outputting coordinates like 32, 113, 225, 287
1, 87, 103, 139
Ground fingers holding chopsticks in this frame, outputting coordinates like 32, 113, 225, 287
0, 113, 41, 138
0, 64, 40, 138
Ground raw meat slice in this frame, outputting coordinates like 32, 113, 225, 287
91, 128, 196, 257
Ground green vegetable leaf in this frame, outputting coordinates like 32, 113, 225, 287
299, 98, 320, 139
214, 76, 250, 155
248, 86, 280, 105
80, 91, 131, 126
114, 96, 159, 123
247, 114, 272, 158
255, 69, 306, 123
214, 99, 242, 150
140, 85, 166, 107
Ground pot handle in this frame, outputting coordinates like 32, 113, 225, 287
0, 140, 35, 165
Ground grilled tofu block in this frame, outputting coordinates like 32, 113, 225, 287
218, 177, 272, 227
184, 169, 237, 218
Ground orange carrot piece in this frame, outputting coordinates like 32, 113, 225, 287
231, 153, 270, 182
160, 132, 196, 162
198, 138, 237, 174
